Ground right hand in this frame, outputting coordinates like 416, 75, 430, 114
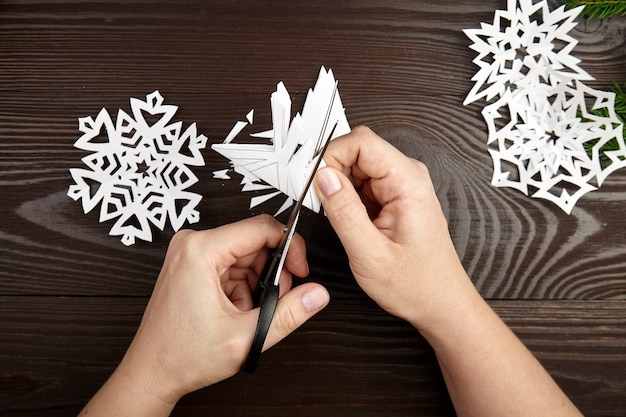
314, 126, 474, 332
315, 127, 584, 417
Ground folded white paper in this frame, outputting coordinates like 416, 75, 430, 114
212, 67, 351, 216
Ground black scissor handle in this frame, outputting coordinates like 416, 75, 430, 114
243, 283, 280, 373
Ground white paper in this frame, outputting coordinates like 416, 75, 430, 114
464, 0, 626, 213
213, 169, 231, 180
68, 91, 208, 245
212, 66, 351, 216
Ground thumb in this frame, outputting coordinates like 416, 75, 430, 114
263, 283, 329, 350
314, 166, 381, 256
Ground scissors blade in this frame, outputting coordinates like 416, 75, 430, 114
266, 80, 339, 286
244, 81, 339, 373
265, 136, 332, 288
244, 137, 332, 373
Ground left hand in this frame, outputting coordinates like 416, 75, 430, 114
116, 214, 330, 407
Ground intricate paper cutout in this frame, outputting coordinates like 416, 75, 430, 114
212, 67, 351, 216
68, 91, 208, 245
464, 0, 626, 213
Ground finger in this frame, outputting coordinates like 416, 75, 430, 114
262, 283, 330, 351
202, 214, 307, 278
323, 125, 408, 183
224, 279, 254, 310
314, 166, 386, 258
213, 214, 286, 257
226, 226, 308, 290
229, 231, 307, 276
323, 126, 422, 217
277, 268, 293, 298
284, 233, 309, 278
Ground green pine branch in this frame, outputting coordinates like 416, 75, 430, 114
565, 0, 626, 19
612, 83, 626, 114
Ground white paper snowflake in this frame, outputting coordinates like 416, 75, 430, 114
464, 0, 626, 213
212, 67, 351, 216
68, 91, 208, 245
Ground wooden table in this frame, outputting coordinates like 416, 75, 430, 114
1, 1, 625, 416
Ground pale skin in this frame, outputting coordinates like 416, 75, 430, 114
79, 126, 583, 417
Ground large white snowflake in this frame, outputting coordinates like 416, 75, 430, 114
464, 0, 626, 213
68, 91, 208, 245
212, 67, 350, 216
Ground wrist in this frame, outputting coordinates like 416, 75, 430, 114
115, 340, 182, 412
406, 269, 484, 345
416, 285, 489, 351
80, 352, 178, 417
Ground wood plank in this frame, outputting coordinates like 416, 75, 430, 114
2, 91, 626, 298
0, 296, 624, 416
0, 1, 623, 95
1, 0, 625, 298
0, 1, 625, 416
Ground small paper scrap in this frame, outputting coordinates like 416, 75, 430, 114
212, 66, 351, 216
464, 0, 626, 213
68, 91, 208, 245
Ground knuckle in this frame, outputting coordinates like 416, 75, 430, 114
274, 305, 300, 336
352, 125, 373, 136
408, 159, 436, 196
254, 213, 277, 227
167, 229, 201, 265
411, 159, 432, 182
328, 196, 363, 228
169, 229, 194, 251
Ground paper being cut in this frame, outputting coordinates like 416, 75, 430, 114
212, 67, 351, 216
464, 0, 626, 213
68, 91, 208, 245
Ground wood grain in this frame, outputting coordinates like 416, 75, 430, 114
0, 296, 624, 417
2, 92, 626, 298
0, 1, 623, 95
0, 1, 625, 416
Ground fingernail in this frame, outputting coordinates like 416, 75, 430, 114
316, 167, 342, 198
301, 287, 330, 313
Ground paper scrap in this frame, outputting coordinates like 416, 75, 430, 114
464, 0, 626, 213
213, 169, 231, 180
68, 91, 208, 245
212, 67, 351, 216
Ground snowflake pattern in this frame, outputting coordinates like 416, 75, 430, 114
68, 91, 208, 245
212, 67, 350, 216
464, 0, 626, 213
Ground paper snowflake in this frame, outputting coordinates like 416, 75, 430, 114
68, 91, 208, 245
464, 0, 626, 213
212, 67, 350, 216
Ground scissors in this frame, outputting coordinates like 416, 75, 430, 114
242, 137, 331, 373
243, 82, 338, 373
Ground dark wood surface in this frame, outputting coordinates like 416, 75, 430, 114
1, 1, 625, 416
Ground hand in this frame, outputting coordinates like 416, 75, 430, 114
314, 126, 473, 332
80, 215, 330, 416
314, 127, 583, 417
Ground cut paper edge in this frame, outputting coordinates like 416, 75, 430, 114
463, 0, 626, 213
68, 91, 208, 245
